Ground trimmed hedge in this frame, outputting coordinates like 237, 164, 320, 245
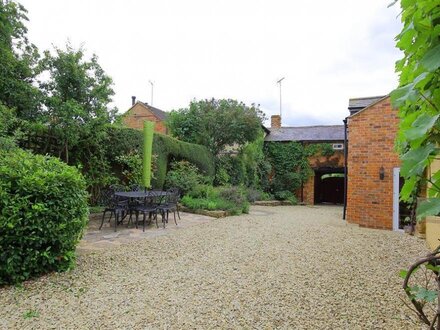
0, 149, 89, 285
106, 126, 214, 188
153, 133, 214, 188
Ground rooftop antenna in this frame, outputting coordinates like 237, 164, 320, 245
277, 77, 285, 119
149, 80, 154, 106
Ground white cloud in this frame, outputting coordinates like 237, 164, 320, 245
20, 0, 402, 127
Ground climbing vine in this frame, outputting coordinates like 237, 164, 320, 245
264, 142, 336, 197
390, 0, 440, 219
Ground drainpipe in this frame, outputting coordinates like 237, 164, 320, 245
343, 117, 348, 220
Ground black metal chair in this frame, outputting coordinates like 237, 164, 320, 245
99, 188, 129, 232
157, 188, 181, 226
131, 190, 160, 231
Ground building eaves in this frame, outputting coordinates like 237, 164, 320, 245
264, 125, 345, 142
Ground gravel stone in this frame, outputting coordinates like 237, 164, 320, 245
0, 205, 429, 329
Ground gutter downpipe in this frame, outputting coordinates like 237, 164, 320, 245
343, 117, 348, 220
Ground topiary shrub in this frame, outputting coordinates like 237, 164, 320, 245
0, 149, 89, 285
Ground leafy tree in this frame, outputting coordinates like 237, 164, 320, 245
0, 1, 41, 119
38, 44, 117, 163
390, 1, 440, 218
167, 98, 266, 156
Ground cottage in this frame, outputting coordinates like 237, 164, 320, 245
122, 96, 168, 134
264, 115, 345, 205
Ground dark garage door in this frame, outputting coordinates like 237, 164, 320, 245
314, 170, 344, 204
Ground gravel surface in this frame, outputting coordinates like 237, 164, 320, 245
0, 205, 430, 329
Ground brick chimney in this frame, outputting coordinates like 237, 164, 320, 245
271, 115, 281, 128
131, 96, 136, 106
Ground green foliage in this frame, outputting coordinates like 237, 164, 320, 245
153, 133, 215, 188
305, 143, 335, 157
214, 132, 271, 188
164, 160, 206, 194
264, 141, 312, 195
167, 98, 266, 156
38, 43, 117, 164
182, 185, 249, 215
390, 0, 440, 219
115, 152, 143, 186
0, 149, 89, 285
0, 1, 41, 120
0, 103, 22, 150
273, 190, 297, 204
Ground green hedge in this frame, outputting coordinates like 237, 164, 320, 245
153, 133, 214, 188
106, 126, 214, 188
0, 149, 89, 285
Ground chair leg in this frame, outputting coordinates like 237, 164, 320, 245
177, 206, 181, 220
173, 210, 177, 225
99, 211, 106, 230
155, 211, 160, 228
108, 212, 113, 223
114, 213, 118, 232
143, 213, 147, 232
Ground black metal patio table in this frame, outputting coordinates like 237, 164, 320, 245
114, 190, 169, 199
114, 190, 169, 230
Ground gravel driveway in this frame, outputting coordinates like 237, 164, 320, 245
0, 205, 430, 329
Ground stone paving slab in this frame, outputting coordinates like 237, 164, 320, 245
77, 211, 215, 253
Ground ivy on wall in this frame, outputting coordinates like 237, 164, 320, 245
264, 141, 337, 195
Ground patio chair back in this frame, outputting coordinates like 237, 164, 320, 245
165, 188, 180, 205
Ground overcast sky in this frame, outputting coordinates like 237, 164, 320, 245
20, 0, 402, 127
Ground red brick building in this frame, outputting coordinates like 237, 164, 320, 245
265, 115, 345, 205
345, 95, 401, 230
122, 96, 168, 134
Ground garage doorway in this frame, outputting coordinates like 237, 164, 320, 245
314, 169, 345, 204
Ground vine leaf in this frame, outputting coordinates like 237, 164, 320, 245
421, 44, 440, 71
400, 143, 435, 177
404, 113, 439, 141
417, 198, 440, 219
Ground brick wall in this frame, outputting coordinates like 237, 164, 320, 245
122, 103, 167, 134
301, 150, 345, 205
346, 96, 400, 230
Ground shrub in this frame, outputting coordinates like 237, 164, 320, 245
274, 190, 297, 204
188, 184, 216, 199
0, 149, 89, 285
245, 188, 274, 202
182, 186, 249, 215
164, 160, 206, 194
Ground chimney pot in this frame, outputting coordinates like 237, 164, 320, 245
131, 96, 136, 106
271, 115, 281, 128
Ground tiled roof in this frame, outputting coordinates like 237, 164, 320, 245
348, 95, 387, 115
264, 125, 345, 142
139, 102, 168, 120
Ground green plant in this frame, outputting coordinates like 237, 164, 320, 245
389, 0, 440, 219
264, 141, 311, 197
167, 98, 266, 156
165, 160, 206, 194
115, 152, 143, 185
23, 309, 39, 319
182, 186, 249, 215
0, 149, 89, 285
273, 190, 296, 203
188, 184, 216, 199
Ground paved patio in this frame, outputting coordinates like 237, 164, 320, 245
78, 210, 215, 253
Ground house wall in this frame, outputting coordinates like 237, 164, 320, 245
346, 96, 400, 230
122, 103, 167, 134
